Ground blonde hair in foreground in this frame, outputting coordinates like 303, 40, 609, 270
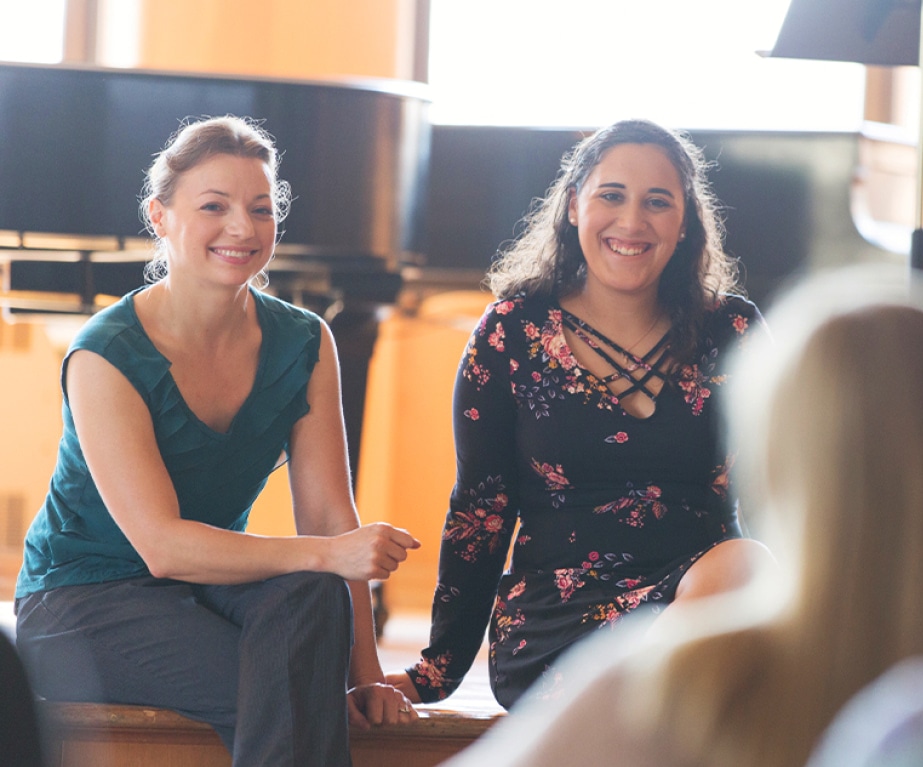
625, 263, 923, 767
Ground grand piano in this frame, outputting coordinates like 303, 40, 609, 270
0, 61, 431, 481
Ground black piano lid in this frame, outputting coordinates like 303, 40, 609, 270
0, 61, 432, 265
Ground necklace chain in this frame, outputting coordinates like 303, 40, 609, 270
579, 296, 663, 355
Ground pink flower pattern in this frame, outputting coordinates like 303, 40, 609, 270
594, 483, 668, 527
443, 477, 510, 562
412, 651, 453, 699
731, 314, 749, 334
490, 596, 526, 663
530, 459, 572, 508
582, 585, 658, 626
553, 568, 586, 602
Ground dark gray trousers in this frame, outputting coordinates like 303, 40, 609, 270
15, 571, 353, 766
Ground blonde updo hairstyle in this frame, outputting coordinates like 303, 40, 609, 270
139, 115, 292, 286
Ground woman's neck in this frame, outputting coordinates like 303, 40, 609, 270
138, 279, 256, 351
564, 283, 666, 347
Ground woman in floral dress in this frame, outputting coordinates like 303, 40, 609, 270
388, 119, 774, 709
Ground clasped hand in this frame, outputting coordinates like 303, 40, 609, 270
348, 682, 419, 729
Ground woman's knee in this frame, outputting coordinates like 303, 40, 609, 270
675, 538, 777, 603
267, 571, 350, 610
255, 572, 353, 640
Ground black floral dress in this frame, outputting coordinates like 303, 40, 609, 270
406, 293, 765, 708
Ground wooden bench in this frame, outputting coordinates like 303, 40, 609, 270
39, 701, 504, 767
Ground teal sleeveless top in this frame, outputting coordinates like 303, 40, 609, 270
16, 287, 321, 596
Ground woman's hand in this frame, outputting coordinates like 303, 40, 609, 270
384, 671, 423, 704
325, 523, 420, 581
347, 682, 419, 729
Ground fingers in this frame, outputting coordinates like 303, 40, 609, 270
383, 671, 423, 704
389, 689, 419, 725
389, 525, 422, 551
347, 692, 371, 731
348, 683, 419, 727
397, 702, 418, 723
371, 524, 421, 559
331, 523, 422, 581
363, 524, 422, 580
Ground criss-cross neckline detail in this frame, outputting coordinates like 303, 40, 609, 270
560, 307, 671, 405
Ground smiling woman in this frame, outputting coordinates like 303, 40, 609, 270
146, 155, 279, 294
564, 143, 686, 418
386, 118, 776, 711
139, 117, 292, 289
14, 115, 422, 767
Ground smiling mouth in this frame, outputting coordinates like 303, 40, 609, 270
212, 247, 257, 262
605, 238, 649, 256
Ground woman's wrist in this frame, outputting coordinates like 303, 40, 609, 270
349, 677, 387, 690
297, 533, 331, 573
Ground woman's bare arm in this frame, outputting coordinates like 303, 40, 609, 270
67, 332, 416, 585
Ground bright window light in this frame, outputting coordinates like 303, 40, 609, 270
0, 0, 67, 63
428, 0, 867, 131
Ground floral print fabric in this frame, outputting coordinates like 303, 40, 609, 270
407, 294, 765, 708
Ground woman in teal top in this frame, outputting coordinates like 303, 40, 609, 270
14, 115, 420, 767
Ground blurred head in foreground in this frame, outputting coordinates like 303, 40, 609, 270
698, 262, 923, 766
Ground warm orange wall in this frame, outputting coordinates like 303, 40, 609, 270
0, 318, 68, 598
355, 291, 492, 614
134, 0, 418, 80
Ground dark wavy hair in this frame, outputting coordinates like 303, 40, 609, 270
486, 119, 741, 365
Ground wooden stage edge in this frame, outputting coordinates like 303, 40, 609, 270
38, 701, 504, 767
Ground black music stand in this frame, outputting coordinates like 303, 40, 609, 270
765, 0, 923, 268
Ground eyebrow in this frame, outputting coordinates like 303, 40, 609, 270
599, 182, 676, 198
199, 189, 272, 201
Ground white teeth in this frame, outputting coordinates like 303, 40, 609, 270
214, 248, 251, 259
606, 240, 647, 256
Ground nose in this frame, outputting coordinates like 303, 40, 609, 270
615, 201, 647, 233
225, 206, 256, 237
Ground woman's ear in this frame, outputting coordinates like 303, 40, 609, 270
567, 189, 578, 227
149, 199, 166, 238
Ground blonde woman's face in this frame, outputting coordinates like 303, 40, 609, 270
148, 154, 277, 286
